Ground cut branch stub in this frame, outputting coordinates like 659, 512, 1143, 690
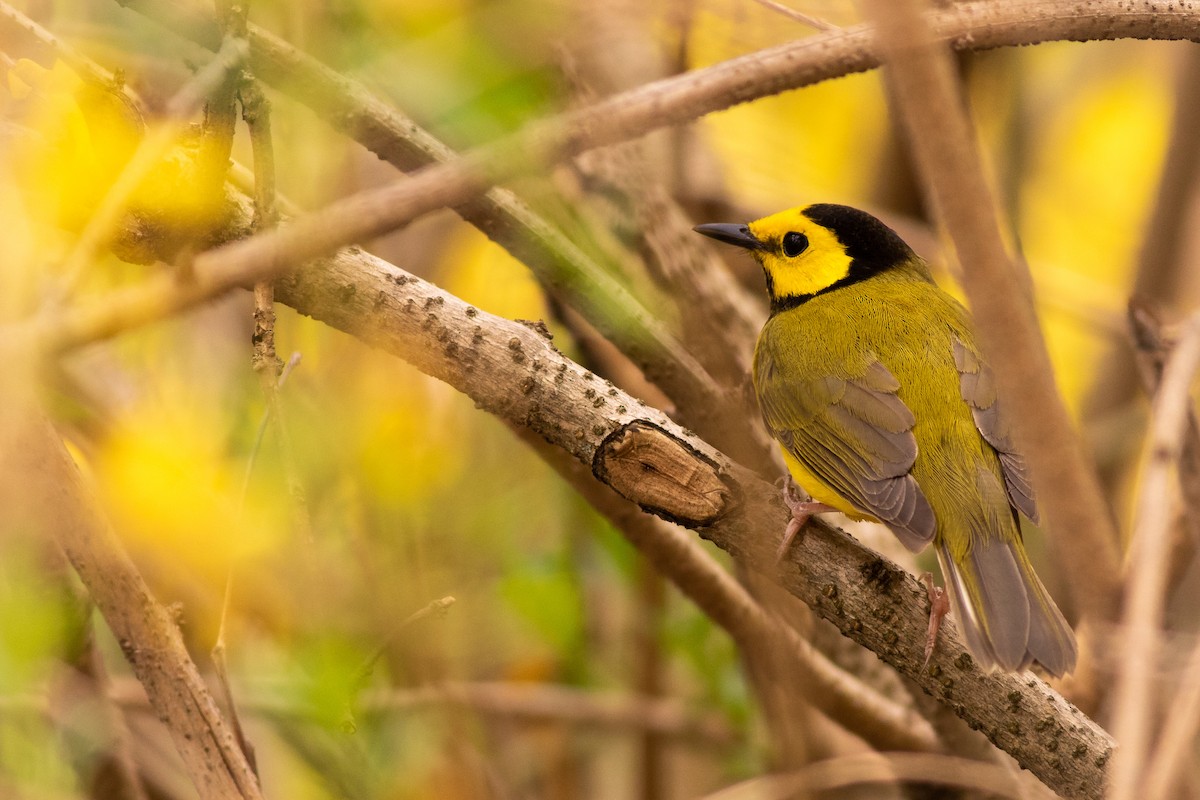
593, 420, 735, 527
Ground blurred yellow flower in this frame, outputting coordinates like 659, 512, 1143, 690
4, 58, 230, 267
95, 402, 285, 583
5, 59, 141, 233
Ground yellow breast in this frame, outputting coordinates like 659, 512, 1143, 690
779, 448, 878, 522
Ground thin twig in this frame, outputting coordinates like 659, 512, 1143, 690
1128, 301, 1200, 595
215, 680, 737, 746
260, 230, 1111, 797
748, 0, 838, 30
240, 70, 311, 541
353, 596, 457, 689
209, 583, 257, 780
239, 351, 302, 501
216, 352, 305, 774
205, 3, 259, 777
1109, 309, 1200, 800
242, 80, 277, 230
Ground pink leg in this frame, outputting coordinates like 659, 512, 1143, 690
776, 476, 836, 562
921, 572, 950, 666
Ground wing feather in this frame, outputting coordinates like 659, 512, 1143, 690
952, 338, 1039, 523
757, 346, 935, 551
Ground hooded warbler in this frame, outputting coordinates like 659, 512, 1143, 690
695, 204, 1076, 676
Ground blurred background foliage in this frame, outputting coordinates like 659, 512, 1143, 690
0, 0, 1191, 797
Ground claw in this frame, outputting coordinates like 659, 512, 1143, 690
921, 572, 950, 666
776, 475, 835, 562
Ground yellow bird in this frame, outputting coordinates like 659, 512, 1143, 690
695, 204, 1076, 676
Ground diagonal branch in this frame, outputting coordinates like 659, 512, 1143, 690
24, 161, 1111, 794
0, 407, 263, 800
110, 0, 1200, 256
257, 211, 1112, 799
512, 425, 938, 754
114, 0, 739, 445
30, 1, 1200, 371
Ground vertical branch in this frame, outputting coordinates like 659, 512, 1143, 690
208, 1, 264, 780
245, 75, 281, 377
857, 0, 1122, 632
243, 80, 277, 229
241, 77, 309, 539
1109, 310, 1200, 800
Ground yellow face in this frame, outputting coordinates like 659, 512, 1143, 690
747, 207, 855, 303
694, 203, 920, 309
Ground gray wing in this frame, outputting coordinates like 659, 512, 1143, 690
757, 353, 936, 552
952, 338, 1039, 523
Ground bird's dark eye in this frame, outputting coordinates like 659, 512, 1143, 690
782, 231, 809, 257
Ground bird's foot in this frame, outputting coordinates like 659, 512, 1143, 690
921, 573, 950, 667
775, 475, 836, 562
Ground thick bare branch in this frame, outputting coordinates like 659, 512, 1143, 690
258, 220, 1111, 799
6, 157, 1113, 793
514, 426, 938, 754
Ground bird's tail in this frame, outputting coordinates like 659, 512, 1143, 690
936, 537, 1077, 676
